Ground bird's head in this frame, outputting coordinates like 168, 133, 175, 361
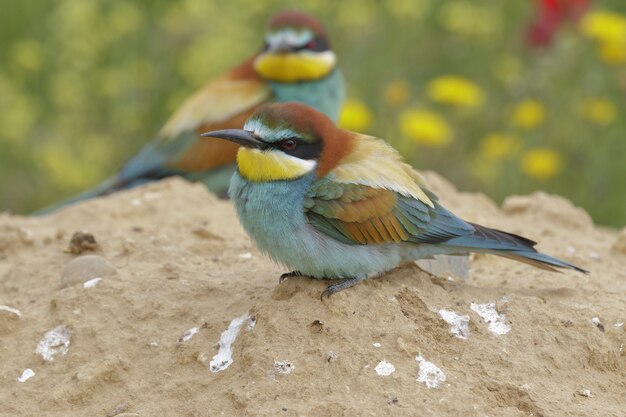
201, 102, 354, 182
254, 10, 337, 83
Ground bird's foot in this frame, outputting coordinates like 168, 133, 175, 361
320, 278, 363, 301
279, 270, 303, 283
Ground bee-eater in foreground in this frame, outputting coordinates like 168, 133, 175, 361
201, 103, 587, 299
37, 10, 344, 213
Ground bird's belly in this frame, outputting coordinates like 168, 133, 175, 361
229, 174, 405, 279
274, 227, 405, 279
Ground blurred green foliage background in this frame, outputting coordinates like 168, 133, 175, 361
1, 0, 625, 227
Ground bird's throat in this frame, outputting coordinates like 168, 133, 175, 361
254, 51, 336, 82
236, 148, 316, 182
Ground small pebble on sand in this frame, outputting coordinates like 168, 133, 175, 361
61, 255, 116, 288
375, 360, 395, 376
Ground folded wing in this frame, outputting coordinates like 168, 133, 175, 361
304, 134, 475, 245
119, 57, 272, 182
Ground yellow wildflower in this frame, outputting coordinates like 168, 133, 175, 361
426, 75, 484, 108
480, 133, 522, 159
383, 80, 411, 106
512, 99, 545, 130
339, 99, 373, 132
521, 148, 564, 181
580, 98, 617, 125
580, 11, 626, 65
598, 41, 626, 65
580, 11, 626, 44
399, 108, 452, 147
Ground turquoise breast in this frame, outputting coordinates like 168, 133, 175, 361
270, 69, 345, 122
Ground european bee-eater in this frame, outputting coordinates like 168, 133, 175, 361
201, 102, 587, 299
38, 10, 344, 213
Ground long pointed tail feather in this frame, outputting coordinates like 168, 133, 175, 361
444, 223, 588, 274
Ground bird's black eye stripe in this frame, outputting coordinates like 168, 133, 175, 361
272, 138, 322, 160
309, 37, 329, 52
293, 37, 329, 52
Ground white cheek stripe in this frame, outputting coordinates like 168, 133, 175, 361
268, 149, 318, 172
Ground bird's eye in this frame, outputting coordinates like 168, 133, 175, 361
306, 40, 317, 50
280, 139, 298, 151
262, 42, 270, 51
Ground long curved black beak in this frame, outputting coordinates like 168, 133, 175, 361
200, 129, 266, 149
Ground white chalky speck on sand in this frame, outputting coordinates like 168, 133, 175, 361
416, 355, 446, 388
0, 305, 22, 318
209, 314, 250, 373
17, 368, 35, 382
471, 302, 511, 335
591, 317, 606, 332
238, 252, 252, 260
438, 309, 470, 339
83, 277, 101, 288
178, 327, 199, 343
36, 325, 71, 361
274, 360, 295, 375
375, 360, 395, 376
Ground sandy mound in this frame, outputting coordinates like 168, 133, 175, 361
1, 174, 624, 417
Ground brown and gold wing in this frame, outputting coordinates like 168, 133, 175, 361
305, 134, 474, 245
157, 56, 272, 173
305, 179, 475, 246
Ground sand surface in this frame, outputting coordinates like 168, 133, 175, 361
1, 173, 625, 417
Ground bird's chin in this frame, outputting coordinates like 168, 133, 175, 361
236, 148, 316, 182
254, 51, 336, 83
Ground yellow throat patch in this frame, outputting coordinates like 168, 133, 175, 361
253, 51, 336, 83
237, 148, 316, 182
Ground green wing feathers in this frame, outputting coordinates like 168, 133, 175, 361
304, 179, 473, 245
304, 177, 586, 273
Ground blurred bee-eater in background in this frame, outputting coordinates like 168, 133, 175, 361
202, 102, 586, 298
37, 10, 344, 213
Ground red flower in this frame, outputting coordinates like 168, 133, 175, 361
526, 0, 591, 47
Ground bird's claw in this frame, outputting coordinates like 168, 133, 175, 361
320, 278, 363, 301
279, 270, 302, 283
